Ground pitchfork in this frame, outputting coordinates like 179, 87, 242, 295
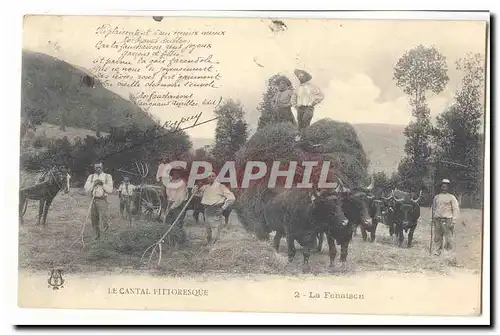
141, 188, 198, 267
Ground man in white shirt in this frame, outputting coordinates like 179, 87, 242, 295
84, 162, 114, 240
291, 69, 324, 131
200, 172, 236, 244
156, 155, 171, 201
162, 168, 189, 230
432, 179, 460, 255
118, 176, 135, 221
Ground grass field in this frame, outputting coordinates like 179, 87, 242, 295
18, 189, 483, 277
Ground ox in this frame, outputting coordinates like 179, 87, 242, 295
263, 184, 351, 271
316, 176, 375, 248
311, 189, 351, 271
342, 177, 376, 242
263, 189, 319, 271
366, 190, 395, 241
391, 189, 422, 247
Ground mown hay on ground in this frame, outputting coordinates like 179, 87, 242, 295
80, 218, 287, 275
18, 189, 483, 275
199, 230, 288, 274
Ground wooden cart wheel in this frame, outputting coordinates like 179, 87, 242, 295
140, 188, 163, 220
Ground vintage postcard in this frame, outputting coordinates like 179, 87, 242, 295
16, 12, 490, 322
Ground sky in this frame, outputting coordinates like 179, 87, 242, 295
22, 16, 488, 139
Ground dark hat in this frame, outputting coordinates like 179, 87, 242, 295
294, 69, 312, 82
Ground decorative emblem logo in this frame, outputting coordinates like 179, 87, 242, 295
47, 269, 65, 290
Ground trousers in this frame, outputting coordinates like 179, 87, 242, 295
204, 204, 227, 243
91, 198, 109, 238
434, 217, 454, 252
163, 201, 188, 244
275, 107, 297, 125
119, 196, 132, 220
296, 106, 315, 130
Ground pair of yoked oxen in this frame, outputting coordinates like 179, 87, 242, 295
261, 176, 422, 272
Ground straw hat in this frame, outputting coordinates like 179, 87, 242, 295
294, 69, 312, 82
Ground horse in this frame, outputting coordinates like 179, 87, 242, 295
19, 166, 70, 226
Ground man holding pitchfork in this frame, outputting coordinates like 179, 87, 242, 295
84, 162, 114, 240
431, 179, 460, 256
162, 167, 189, 243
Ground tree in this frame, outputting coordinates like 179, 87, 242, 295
393, 45, 449, 190
257, 74, 294, 130
372, 171, 391, 194
433, 52, 485, 206
394, 45, 449, 111
212, 99, 249, 169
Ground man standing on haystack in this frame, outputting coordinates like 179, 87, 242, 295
199, 172, 236, 244
432, 179, 460, 256
84, 162, 114, 240
291, 69, 324, 131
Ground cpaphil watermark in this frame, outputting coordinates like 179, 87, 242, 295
164, 160, 341, 189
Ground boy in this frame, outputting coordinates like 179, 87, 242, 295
118, 176, 135, 221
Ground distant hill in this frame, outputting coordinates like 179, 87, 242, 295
352, 123, 406, 174
21, 50, 156, 132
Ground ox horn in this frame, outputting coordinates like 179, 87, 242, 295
382, 190, 394, 200
393, 191, 405, 202
365, 175, 374, 191
413, 190, 423, 203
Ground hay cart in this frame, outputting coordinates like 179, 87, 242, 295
118, 161, 167, 221
132, 184, 166, 220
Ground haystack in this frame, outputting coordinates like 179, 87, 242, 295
235, 118, 370, 238
301, 118, 369, 185
235, 122, 305, 165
